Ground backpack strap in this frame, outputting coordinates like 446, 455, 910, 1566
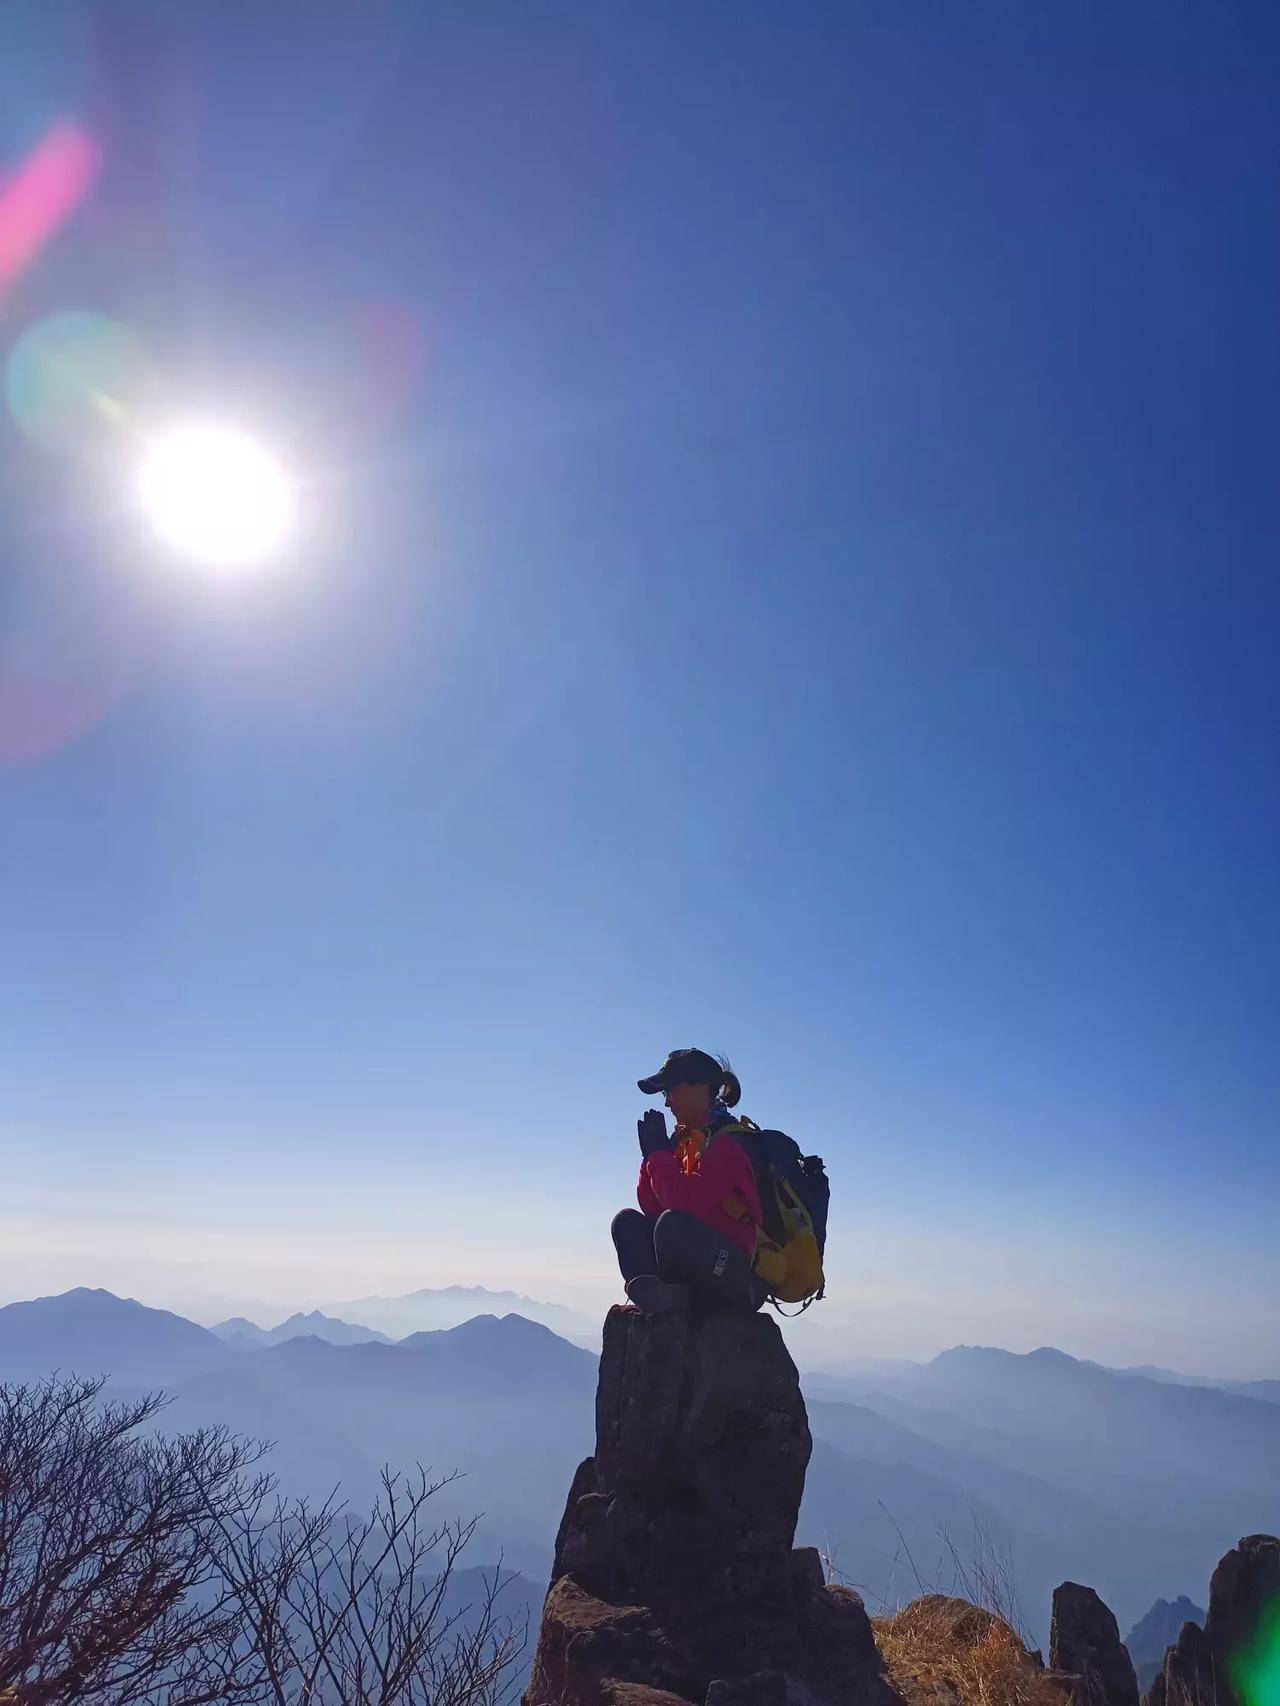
768, 1284, 825, 1318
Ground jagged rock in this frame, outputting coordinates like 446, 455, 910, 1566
525, 1306, 901, 1706
1045, 1670, 1085, 1705
528, 1577, 699, 1705
1050, 1583, 1140, 1706
1127, 1601, 1207, 1696
704, 1673, 788, 1706
603, 1690, 691, 1706
1203, 1534, 1280, 1706
1151, 1533, 1280, 1706
1161, 1619, 1213, 1706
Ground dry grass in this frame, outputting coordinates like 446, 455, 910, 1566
872, 1594, 1068, 1706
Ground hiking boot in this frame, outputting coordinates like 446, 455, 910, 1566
625, 1275, 691, 1316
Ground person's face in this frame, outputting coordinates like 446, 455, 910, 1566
664, 1078, 713, 1129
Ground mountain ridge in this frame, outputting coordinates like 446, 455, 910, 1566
1123, 1595, 1206, 1691
321, 1284, 595, 1341
212, 1310, 392, 1348
0, 1287, 232, 1385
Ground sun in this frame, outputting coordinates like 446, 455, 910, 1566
136, 422, 294, 570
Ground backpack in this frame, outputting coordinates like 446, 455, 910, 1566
729, 1121, 829, 1312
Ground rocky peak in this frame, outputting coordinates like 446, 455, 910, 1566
1203, 1534, 1280, 1706
525, 1306, 901, 1706
1160, 1618, 1212, 1706
1049, 1582, 1139, 1706
1152, 1533, 1279, 1706
1124, 1601, 1206, 1696
1127, 1601, 1206, 1651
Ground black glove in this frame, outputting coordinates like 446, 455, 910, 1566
637, 1110, 671, 1158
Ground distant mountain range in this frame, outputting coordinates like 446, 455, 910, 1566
319, 1284, 596, 1342
0, 1288, 597, 1581
1, 1289, 1275, 1650
796, 1344, 1279, 1647
1101, 1363, 1280, 1407
151, 1312, 598, 1579
211, 1310, 393, 1349
811, 1351, 1280, 1408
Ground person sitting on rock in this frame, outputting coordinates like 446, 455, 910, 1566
612, 1047, 767, 1315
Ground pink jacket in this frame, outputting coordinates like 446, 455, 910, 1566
637, 1130, 761, 1257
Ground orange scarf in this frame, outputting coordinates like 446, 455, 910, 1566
673, 1128, 710, 1177
673, 1124, 755, 1226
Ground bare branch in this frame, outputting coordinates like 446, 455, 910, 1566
0, 1376, 520, 1706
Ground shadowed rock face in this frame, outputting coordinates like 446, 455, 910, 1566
1152, 1533, 1280, 1706
1203, 1534, 1280, 1706
525, 1307, 902, 1706
1050, 1582, 1140, 1706
1127, 1601, 1206, 1696
1161, 1619, 1213, 1706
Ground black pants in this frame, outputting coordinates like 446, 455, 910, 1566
612, 1208, 767, 1312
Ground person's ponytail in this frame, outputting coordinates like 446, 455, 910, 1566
718, 1066, 742, 1108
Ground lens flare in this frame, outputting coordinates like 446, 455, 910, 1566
0, 557, 137, 769
1232, 1598, 1280, 1706
137, 423, 294, 570
0, 121, 99, 292
7, 311, 151, 453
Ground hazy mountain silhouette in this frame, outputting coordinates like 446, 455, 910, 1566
155, 1311, 598, 1580
132, 1376, 542, 1693
442, 1564, 540, 1694
1102, 1363, 1280, 1406
396, 1312, 595, 1376
801, 1392, 1222, 1648
1123, 1595, 1206, 1691
4, 1289, 1275, 1649
864, 1346, 1280, 1524
159, 1328, 1280, 1637
211, 1317, 270, 1350
322, 1285, 595, 1342
148, 1359, 382, 1505
0, 1288, 231, 1385
805, 1358, 920, 1396
211, 1310, 392, 1348
826, 1343, 1280, 1642
1228, 1379, 1280, 1404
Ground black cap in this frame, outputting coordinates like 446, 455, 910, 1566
637, 1048, 723, 1096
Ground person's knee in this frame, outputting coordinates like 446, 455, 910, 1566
653, 1209, 711, 1277
612, 1208, 660, 1284
653, 1213, 678, 1279
612, 1208, 646, 1247
652, 1209, 692, 1258
655, 1210, 757, 1304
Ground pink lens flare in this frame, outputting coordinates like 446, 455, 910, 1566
0, 121, 101, 292
0, 657, 133, 769
0, 605, 136, 768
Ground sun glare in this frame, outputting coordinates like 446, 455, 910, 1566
137, 423, 293, 570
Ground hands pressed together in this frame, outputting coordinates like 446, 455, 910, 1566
637, 1109, 672, 1158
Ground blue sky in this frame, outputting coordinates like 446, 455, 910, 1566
1, 2, 1277, 1374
